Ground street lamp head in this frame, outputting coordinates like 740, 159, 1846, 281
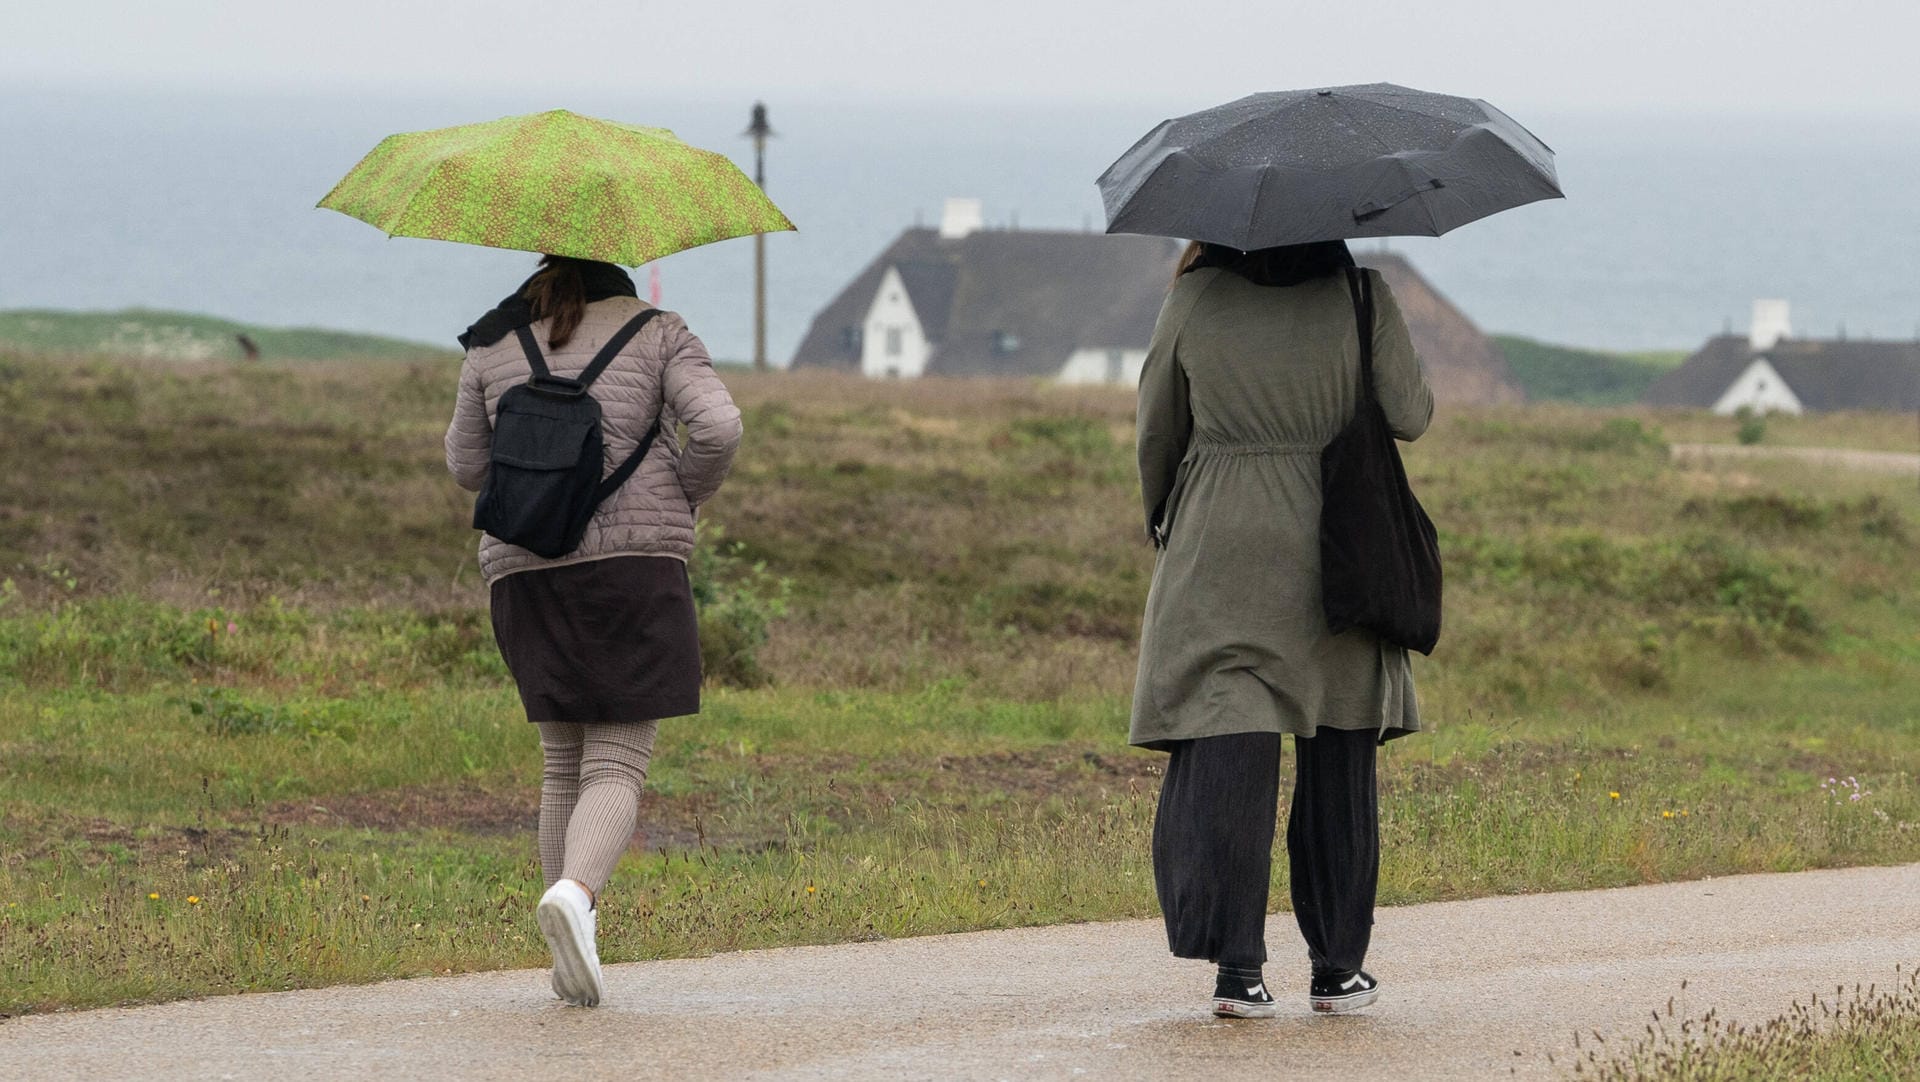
744, 101, 775, 139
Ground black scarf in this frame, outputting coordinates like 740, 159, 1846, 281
457, 261, 639, 349
1186, 240, 1355, 287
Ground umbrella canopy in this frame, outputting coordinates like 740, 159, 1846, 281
1097, 84, 1561, 250
319, 109, 794, 266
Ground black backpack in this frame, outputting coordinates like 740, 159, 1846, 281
472, 309, 662, 559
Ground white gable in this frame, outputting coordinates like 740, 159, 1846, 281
1056, 347, 1148, 386
860, 266, 932, 379
1711, 357, 1804, 416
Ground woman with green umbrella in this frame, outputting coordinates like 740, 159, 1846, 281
323, 110, 793, 1007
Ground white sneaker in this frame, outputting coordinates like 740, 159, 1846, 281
536, 880, 604, 1007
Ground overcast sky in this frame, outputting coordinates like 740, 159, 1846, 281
6, 0, 1919, 117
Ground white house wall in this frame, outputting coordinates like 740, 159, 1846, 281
1056, 347, 1149, 386
860, 266, 931, 379
1711, 357, 1804, 415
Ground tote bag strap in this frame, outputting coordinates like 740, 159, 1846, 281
1344, 267, 1377, 403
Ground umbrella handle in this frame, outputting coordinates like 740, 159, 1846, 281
1353, 178, 1446, 222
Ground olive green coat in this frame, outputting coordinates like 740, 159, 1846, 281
1129, 267, 1435, 750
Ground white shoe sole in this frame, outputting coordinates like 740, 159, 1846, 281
536, 894, 604, 1007
1212, 999, 1278, 1019
1311, 987, 1379, 1014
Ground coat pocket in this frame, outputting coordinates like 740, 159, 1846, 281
1153, 455, 1198, 548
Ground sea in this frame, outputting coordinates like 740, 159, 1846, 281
2, 83, 1917, 363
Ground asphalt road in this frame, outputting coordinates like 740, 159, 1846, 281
4, 863, 1917, 1080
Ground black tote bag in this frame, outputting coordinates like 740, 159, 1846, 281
1318, 268, 1443, 655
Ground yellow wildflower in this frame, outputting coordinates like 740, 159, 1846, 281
148, 892, 160, 900
1662, 810, 1674, 819
805, 885, 815, 894
187, 896, 201, 905
1609, 791, 1621, 800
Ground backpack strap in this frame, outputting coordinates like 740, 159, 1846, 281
576, 309, 663, 389
596, 417, 661, 503
510, 308, 662, 387
512, 325, 551, 380
591, 309, 669, 501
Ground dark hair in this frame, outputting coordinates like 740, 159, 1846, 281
523, 254, 590, 349
1173, 239, 1354, 288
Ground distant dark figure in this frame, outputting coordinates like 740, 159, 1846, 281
235, 334, 260, 361
1132, 240, 1434, 1019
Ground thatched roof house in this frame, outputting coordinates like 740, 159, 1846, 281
1353, 252, 1524, 406
791, 202, 1524, 404
1645, 301, 1920, 414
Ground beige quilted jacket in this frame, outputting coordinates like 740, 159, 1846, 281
444, 297, 742, 582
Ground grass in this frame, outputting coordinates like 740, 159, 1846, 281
1, 351, 1917, 1015
1496, 334, 1688, 406
0, 308, 452, 362
1572, 969, 1920, 1079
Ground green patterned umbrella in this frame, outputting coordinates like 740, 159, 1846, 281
318, 109, 794, 266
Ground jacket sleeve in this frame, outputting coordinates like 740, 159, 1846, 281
661, 321, 742, 508
444, 354, 493, 493
1368, 272, 1435, 442
1136, 294, 1193, 544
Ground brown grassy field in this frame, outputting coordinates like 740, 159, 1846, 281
1, 351, 1916, 1013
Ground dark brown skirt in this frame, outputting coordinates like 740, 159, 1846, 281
489, 555, 701, 723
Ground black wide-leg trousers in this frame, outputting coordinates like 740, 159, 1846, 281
1151, 728, 1379, 974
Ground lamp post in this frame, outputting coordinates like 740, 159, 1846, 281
744, 102, 774, 371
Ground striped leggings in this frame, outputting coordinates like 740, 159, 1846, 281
535, 721, 660, 895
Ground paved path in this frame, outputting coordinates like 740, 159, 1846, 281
4, 864, 1917, 1080
1672, 441, 1920, 476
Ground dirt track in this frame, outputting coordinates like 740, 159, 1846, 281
1672, 441, 1920, 476
3, 863, 1916, 1080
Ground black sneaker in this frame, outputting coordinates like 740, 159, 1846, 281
1310, 970, 1379, 1014
1211, 972, 1277, 1018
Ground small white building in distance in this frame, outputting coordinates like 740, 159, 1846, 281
1644, 300, 1920, 415
789, 199, 1183, 384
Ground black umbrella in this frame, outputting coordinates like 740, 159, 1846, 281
1097, 83, 1562, 249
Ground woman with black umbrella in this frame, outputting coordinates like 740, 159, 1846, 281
1102, 84, 1559, 1018
1131, 240, 1432, 1017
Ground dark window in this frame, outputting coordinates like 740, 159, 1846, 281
992, 330, 1021, 356
841, 325, 862, 351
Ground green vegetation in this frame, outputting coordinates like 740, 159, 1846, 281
0, 308, 452, 362
1730, 405, 1772, 447
1497, 334, 1687, 406
1, 353, 1916, 1014
1575, 969, 1920, 1080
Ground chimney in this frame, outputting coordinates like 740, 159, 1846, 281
939, 197, 983, 239
1749, 299, 1791, 351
